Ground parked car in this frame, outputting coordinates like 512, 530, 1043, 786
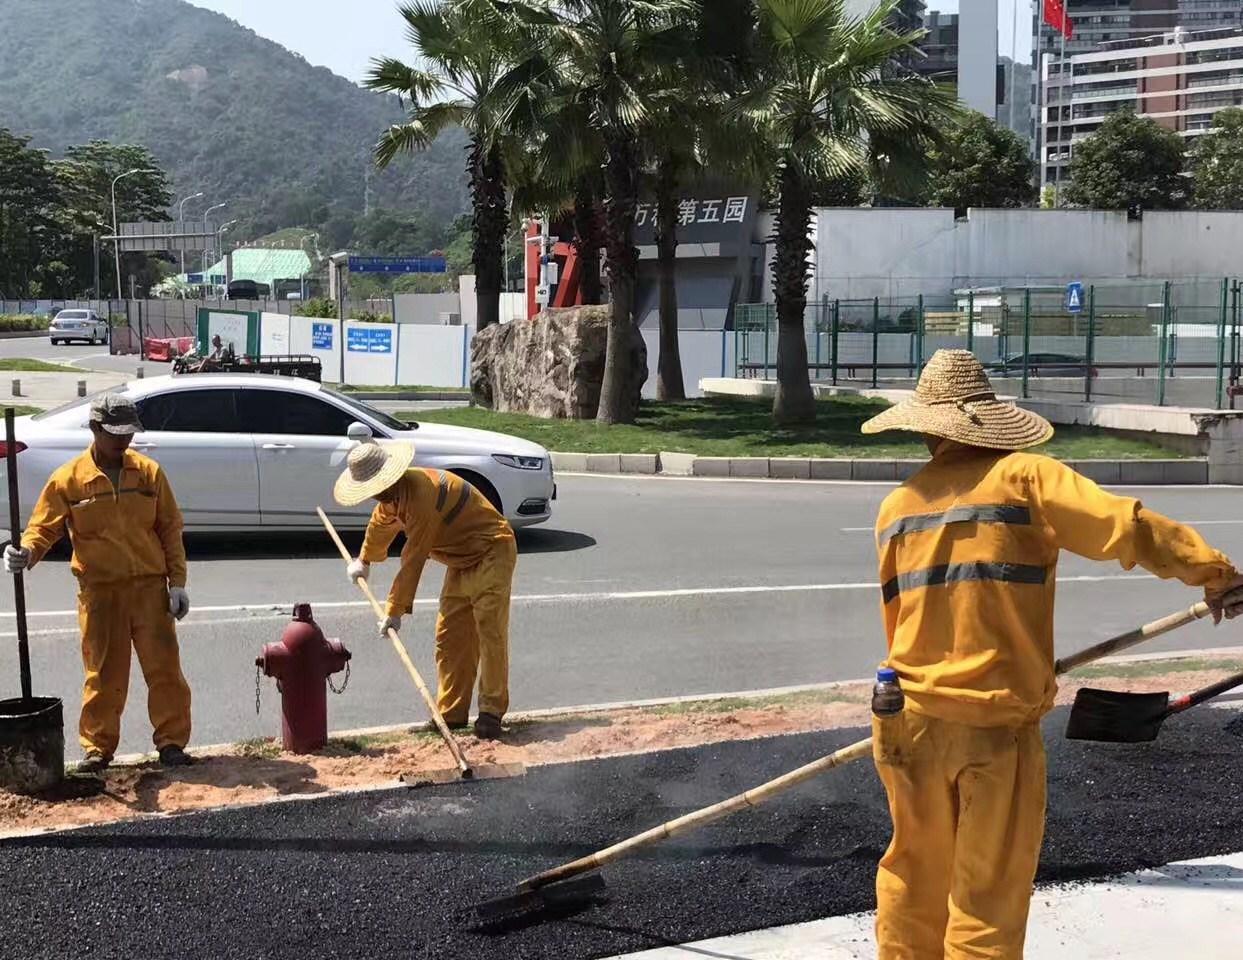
0, 375, 554, 532
986, 353, 1096, 378
49, 308, 109, 345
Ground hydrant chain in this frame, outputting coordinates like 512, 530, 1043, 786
327, 660, 350, 696
255, 663, 262, 716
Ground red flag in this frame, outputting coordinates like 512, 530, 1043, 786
1043, 0, 1074, 39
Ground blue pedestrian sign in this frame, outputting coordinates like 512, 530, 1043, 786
311, 322, 333, 350
1065, 281, 1084, 314
347, 327, 393, 354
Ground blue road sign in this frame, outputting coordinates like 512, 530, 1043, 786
347, 256, 447, 275
347, 326, 393, 354
312, 322, 333, 350
1065, 281, 1084, 314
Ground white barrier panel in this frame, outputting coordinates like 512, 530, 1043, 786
259, 312, 291, 355
640, 329, 731, 399
288, 315, 341, 380
342, 320, 399, 386
396, 325, 469, 388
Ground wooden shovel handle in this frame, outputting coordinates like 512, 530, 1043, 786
316, 507, 470, 776
1054, 601, 1211, 675
518, 737, 874, 891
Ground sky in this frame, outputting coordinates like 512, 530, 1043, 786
185, 0, 1032, 83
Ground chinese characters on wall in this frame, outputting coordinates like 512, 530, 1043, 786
634, 196, 750, 229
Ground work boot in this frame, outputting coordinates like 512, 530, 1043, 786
76, 751, 111, 775
473, 713, 503, 740
158, 745, 195, 768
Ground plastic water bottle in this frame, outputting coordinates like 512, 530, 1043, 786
872, 667, 905, 717
872, 667, 906, 766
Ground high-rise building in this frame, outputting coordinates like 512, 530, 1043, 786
1034, 1, 1242, 60
1040, 26, 1243, 191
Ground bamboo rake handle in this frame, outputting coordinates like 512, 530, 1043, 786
1054, 601, 1210, 675
316, 507, 471, 776
517, 600, 1218, 893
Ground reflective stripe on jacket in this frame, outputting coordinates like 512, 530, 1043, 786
360, 468, 514, 617
875, 448, 1236, 727
22, 448, 187, 588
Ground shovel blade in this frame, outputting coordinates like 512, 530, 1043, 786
1065, 688, 1170, 743
470, 873, 607, 923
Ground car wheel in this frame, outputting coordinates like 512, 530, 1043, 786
448, 470, 503, 515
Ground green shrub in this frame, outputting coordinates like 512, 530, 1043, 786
0, 315, 50, 332
295, 298, 338, 319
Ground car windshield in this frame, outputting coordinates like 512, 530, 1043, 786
57, 310, 89, 319
321, 387, 416, 433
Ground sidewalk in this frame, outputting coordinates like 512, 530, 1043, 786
0, 370, 128, 410
607, 852, 1243, 959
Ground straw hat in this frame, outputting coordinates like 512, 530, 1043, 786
861, 349, 1053, 451
333, 439, 415, 507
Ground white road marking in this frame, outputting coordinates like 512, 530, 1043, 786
0, 573, 1153, 637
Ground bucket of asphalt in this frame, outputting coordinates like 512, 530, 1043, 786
0, 697, 64, 793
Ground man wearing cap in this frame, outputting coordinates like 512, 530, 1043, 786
334, 439, 517, 740
860, 349, 1243, 959
3, 394, 194, 773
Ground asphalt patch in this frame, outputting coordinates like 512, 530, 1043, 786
2, 706, 1241, 960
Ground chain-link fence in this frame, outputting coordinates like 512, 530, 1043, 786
735, 279, 1243, 409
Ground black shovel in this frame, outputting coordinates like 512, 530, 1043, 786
1065, 670, 1243, 743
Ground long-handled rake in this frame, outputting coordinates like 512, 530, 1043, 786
316, 506, 524, 786
470, 600, 1216, 924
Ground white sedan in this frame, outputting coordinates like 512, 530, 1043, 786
49, 309, 110, 345
0, 375, 555, 532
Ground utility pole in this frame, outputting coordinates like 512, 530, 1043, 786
111, 167, 151, 298
202, 201, 228, 280
177, 190, 204, 275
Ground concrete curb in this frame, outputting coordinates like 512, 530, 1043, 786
0, 329, 51, 340
344, 390, 470, 401
549, 451, 1208, 484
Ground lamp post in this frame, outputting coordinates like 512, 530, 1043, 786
176, 191, 204, 275
202, 202, 228, 279
217, 220, 239, 289
111, 168, 154, 299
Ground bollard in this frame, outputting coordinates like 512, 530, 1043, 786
77, 380, 86, 398
10, 380, 19, 398
136, 366, 144, 380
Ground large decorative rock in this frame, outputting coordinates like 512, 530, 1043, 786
470, 305, 647, 419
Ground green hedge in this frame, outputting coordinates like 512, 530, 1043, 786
0, 315, 50, 332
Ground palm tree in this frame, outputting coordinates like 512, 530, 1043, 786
504, 0, 697, 424
366, 0, 525, 330
741, 0, 961, 424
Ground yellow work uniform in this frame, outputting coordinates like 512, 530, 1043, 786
873, 447, 1235, 960
360, 468, 517, 724
22, 449, 192, 758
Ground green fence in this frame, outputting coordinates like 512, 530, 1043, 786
734, 279, 1243, 409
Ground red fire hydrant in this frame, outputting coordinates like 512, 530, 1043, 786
256, 603, 351, 753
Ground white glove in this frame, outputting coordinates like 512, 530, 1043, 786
347, 558, 370, 583
378, 614, 402, 637
3, 545, 30, 574
169, 587, 190, 621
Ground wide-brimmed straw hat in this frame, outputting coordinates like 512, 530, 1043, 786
861, 349, 1053, 451
333, 439, 415, 507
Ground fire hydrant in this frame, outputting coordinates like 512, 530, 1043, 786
255, 603, 351, 753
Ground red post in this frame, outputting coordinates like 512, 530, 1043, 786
525, 220, 541, 321
256, 604, 351, 753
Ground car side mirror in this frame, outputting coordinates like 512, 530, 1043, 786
347, 422, 373, 441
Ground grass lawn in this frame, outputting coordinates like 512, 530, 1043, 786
0, 358, 83, 374
1, 406, 44, 417
406, 395, 1187, 460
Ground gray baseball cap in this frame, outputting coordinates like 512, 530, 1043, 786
89, 394, 144, 435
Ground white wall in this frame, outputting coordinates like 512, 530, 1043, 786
259, 312, 291, 355
396, 325, 469, 387
341, 321, 398, 386
640, 330, 733, 399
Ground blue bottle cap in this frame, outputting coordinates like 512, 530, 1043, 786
877, 667, 898, 683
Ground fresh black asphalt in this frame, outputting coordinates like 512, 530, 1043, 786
3, 705, 1242, 960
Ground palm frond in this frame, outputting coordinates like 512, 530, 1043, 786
373, 101, 469, 168
364, 58, 443, 102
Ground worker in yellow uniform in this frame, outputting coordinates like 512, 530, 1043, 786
860, 349, 1243, 959
3, 395, 193, 773
334, 439, 517, 740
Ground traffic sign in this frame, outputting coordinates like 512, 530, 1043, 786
1065, 281, 1084, 314
347, 256, 447, 275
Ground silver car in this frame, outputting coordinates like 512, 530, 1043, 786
49, 309, 109, 345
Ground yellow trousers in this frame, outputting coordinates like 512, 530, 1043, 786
78, 576, 192, 757
874, 711, 1047, 960
434, 536, 516, 724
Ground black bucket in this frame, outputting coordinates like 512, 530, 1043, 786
0, 697, 64, 794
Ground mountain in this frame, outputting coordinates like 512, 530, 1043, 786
0, 0, 470, 238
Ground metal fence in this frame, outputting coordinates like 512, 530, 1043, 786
735, 279, 1243, 409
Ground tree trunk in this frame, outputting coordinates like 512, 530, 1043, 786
572, 177, 604, 306
470, 139, 507, 331
771, 164, 816, 424
654, 159, 685, 401
597, 134, 641, 425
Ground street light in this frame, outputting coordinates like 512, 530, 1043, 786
111, 167, 155, 299
176, 191, 204, 275
202, 202, 228, 277
217, 220, 239, 288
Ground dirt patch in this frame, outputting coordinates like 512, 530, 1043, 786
2, 656, 1239, 836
